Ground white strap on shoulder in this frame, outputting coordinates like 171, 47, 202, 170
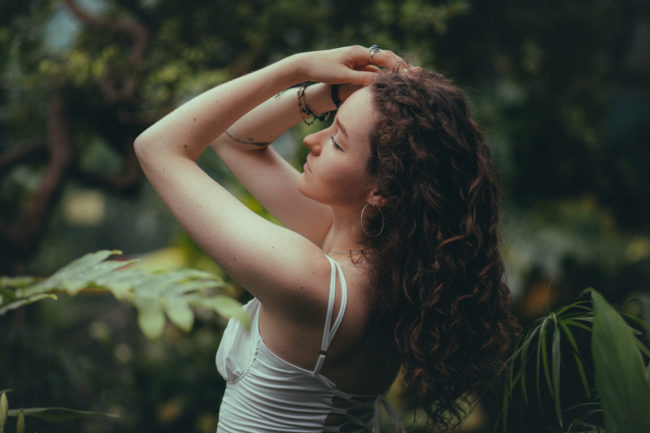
313, 255, 348, 374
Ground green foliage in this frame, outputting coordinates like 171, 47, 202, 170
0, 390, 115, 433
15, 411, 23, 433
591, 291, 650, 433
499, 289, 650, 433
0, 250, 246, 432
0, 250, 248, 339
1, 1, 649, 431
500, 290, 594, 431
7, 407, 114, 423
0, 392, 7, 433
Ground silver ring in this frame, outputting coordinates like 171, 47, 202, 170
369, 44, 380, 65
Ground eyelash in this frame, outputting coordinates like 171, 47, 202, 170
330, 136, 343, 151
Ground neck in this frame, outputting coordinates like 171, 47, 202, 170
321, 204, 366, 255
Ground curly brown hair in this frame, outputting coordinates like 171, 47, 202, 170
364, 69, 519, 429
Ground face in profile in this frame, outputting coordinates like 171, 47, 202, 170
298, 87, 378, 208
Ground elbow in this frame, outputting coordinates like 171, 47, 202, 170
133, 129, 154, 163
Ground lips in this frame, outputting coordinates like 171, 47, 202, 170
304, 158, 312, 174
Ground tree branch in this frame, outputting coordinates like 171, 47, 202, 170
0, 140, 47, 169
0, 93, 75, 257
62, 0, 149, 64
62, 0, 150, 102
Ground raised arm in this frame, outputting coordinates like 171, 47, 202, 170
210, 82, 362, 245
133, 46, 400, 313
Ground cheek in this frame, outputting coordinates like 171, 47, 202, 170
325, 164, 372, 203
298, 149, 373, 205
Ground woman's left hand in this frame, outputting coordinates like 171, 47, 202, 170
291, 45, 405, 86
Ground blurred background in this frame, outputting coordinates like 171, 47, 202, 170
1, 0, 649, 432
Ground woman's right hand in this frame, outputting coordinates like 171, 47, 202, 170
290, 45, 405, 86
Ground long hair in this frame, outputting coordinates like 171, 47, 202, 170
364, 69, 519, 429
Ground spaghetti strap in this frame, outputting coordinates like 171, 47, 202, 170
313, 255, 348, 374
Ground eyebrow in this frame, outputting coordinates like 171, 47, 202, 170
335, 118, 349, 137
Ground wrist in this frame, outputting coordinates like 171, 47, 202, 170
281, 53, 312, 86
298, 83, 331, 126
303, 83, 336, 115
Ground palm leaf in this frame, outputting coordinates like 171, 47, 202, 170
559, 321, 590, 397
536, 316, 549, 408
497, 294, 597, 433
551, 314, 563, 427
540, 316, 554, 398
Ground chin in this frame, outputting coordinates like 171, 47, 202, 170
297, 178, 326, 204
297, 176, 312, 199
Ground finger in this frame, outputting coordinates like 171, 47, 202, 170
369, 49, 404, 70
395, 60, 413, 73
345, 45, 377, 69
359, 65, 381, 73
344, 69, 378, 85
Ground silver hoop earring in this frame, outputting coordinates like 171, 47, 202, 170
361, 203, 385, 238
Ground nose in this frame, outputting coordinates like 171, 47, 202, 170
303, 131, 323, 155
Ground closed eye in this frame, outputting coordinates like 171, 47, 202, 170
330, 136, 344, 152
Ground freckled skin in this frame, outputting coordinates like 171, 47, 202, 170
133, 47, 406, 401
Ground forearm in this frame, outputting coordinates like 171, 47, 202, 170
134, 55, 303, 165
207, 81, 337, 241
135, 46, 383, 166
212, 82, 337, 153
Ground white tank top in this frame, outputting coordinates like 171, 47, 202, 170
215, 256, 404, 432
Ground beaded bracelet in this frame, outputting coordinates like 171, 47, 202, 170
297, 83, 331, 126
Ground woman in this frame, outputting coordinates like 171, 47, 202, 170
134, 46, 518, 432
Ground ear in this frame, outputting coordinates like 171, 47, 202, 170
366, 188, 387, 208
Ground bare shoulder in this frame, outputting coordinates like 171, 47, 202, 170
258, 254, 380, 374
259, 248, 337, 320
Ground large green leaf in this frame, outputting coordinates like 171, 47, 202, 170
164, 296, 194, 331
136, 294, 166, 340
0, 250, 248, 339
17, 250, 126, 297
0, 294, 57, 315
591, 290, 650, 433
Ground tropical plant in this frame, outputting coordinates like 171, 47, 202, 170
1, 250, 247, 432
0, 390, 115, 433
0, 250, 248, 339
591, 291, 650, 433
498, 288, 650, 433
